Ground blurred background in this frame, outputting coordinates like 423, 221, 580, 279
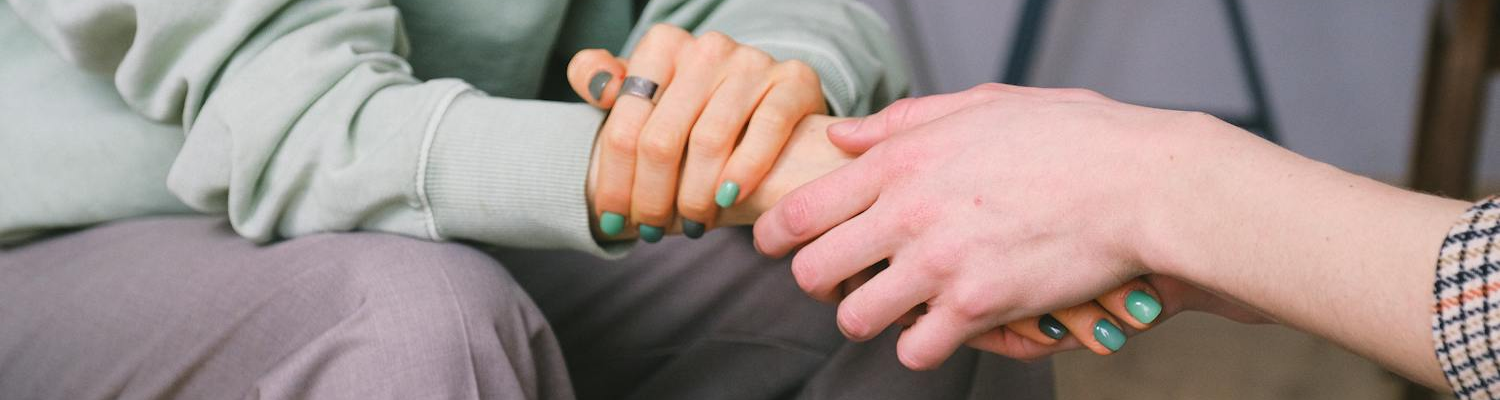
851, 0, 1498, 399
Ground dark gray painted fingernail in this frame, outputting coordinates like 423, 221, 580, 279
682, 219, 705, 239
1039, 314, 1068, 340
639, 224, 664, 243
588, 71, 611, 102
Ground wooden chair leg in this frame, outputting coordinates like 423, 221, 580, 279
1409, 0, 1496, 200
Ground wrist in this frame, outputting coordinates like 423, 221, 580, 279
1132, 112, 1286, 280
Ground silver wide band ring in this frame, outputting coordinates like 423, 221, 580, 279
619, 76, 660, 103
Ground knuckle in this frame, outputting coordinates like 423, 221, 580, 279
910, 244, 960, 281
676, 197, 716, 220
646, 23, 686, 40
638, 133, 683, 164
687, 130, 734, 158
838, 305, 873, 339
681, 39, 733, 67
597, 184, 631, 206
913, 255, 956, 284
963, 86, 1005, 104
976, 82, 1009, 92
731, 47, 775, 70
874, 144, 925, 182
952, 295, 992, 320
695, 31, 737, 54
790, 252, 823, 294
776, 60, 819, 85
777, 194, 818, 239
603, 127, 639, 155
1059, 87, 1105, 101
640, 24, 690, 54
883, 97, 918, 128
635, 204, 674, 223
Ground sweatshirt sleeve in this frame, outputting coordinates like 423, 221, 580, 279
631, 0, 910, 117
1432, 195, 1500, 398
8, 0, 627, 257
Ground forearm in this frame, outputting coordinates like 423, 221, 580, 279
1144, 114, 1469, 388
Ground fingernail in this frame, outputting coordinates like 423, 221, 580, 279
639, 224, 664, 243
828, 119, 861, 137
588, 71, 611, 101
1094, 319, 1126, 352
599, 212, 625, 236
1038, 314, 1068, 340
682, 219, 705, 239
715, 181, 740, 208
1125, 290, 1162, 324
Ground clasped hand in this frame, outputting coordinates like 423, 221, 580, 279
755, 84, 1268, 369
568, 26, 1259, 370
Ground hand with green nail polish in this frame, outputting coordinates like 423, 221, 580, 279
581, 113, 858, 241
566, 24, 839, 242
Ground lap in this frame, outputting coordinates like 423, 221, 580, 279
0, 216, 567, 400
490, 227, 1053, 400
0, 217, 1053, 400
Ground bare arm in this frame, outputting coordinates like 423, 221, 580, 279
754, 83, 1470, 389
1145, 115, 1467, 388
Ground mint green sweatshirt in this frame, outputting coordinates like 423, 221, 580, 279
0, 0, 906, 256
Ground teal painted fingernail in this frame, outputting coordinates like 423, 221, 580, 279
1094, 319, 1126, 352
600, 212, 625, 236
1038, 314, 1068, 340
639, 224, 664, 243
715, 181, 739, 208
588, 71, 611, 101
1125, 290, 1162, 324
682, 219, 705, 239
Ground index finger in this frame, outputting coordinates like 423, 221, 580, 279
752, 155, 884, 257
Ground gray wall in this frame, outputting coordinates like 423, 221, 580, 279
858, 0, 1495, 186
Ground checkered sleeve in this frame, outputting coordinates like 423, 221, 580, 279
1434, 196, 1500, 398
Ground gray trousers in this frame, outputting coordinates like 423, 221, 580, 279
0, 216, 1052, 399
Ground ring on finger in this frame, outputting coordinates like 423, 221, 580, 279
619, 76, 660, 103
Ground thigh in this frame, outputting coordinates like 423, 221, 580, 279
0, 216, 570, 400
492, 228, 1052, 400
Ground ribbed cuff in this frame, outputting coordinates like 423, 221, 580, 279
1432, 195, 1500, 398
422, 92, 630, 259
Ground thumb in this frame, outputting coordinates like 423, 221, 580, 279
567, 49, 628, 109
827, 86, 1003, 153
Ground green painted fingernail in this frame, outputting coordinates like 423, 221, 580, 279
682, 219, 705, 239
588, 71, 611, 101
600, 212, 625, 236
1094, 319, 1126, 352
639, 224, 664, 243
1125, 290, 1162, 324
1038, 314, 1068, 340
715, 181, 739, 208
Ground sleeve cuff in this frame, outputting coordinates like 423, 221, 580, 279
1432, 195, 1500, 397
420, 90, 632, 259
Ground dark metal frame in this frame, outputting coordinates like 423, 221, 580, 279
999, 0, 1280, 144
